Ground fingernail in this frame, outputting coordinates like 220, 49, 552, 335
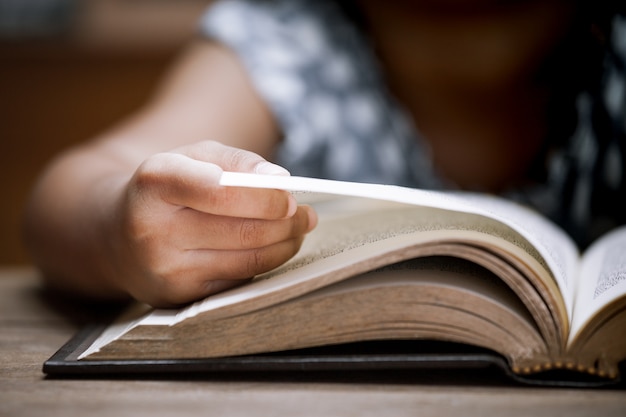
286, 194, 297, 217
255, 161, 290, 176
306, 206, 318, 231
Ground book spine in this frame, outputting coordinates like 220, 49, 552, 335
511, 358, 620, 380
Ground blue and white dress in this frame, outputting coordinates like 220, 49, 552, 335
199, 0, 626, 248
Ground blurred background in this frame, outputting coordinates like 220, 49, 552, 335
0, 0, 212, 265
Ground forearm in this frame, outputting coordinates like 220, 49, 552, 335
23, 144, 132, 300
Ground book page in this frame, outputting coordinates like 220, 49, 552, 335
172, 174, 574, 320
169, 199, 541, 323
452, 193, 580, 317
568, 226, 626, 345
219, 173, 580, 315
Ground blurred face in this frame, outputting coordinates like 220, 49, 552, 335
356, 0, 579, 92
355, 0, 582, 191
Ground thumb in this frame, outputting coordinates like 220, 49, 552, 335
173, 140, 290, 176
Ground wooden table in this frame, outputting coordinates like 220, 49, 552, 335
1, 267, 625, 417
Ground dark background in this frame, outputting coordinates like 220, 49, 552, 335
0, 0, 211, 264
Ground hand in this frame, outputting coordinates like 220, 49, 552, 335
107, 141, 317, 307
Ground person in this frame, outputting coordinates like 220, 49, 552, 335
22, 0, 626, 308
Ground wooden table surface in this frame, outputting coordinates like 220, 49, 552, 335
1, 266, 625, 417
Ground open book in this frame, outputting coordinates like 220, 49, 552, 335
48, 173, 626, 384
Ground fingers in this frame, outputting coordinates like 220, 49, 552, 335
119, 140, 318, 307
171, 205, 316, 250
192, 236, 306, 282
132, 151, 296, 220
135, 236, 306, 308
171, 140, 290, 176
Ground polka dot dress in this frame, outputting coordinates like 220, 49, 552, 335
200, 0, 440, 188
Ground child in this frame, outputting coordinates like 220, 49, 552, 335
23, 0, 626, 307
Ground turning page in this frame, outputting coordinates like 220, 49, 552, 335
219, 172, 580, 315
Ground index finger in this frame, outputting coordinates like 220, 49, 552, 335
142, 152, 296, 219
